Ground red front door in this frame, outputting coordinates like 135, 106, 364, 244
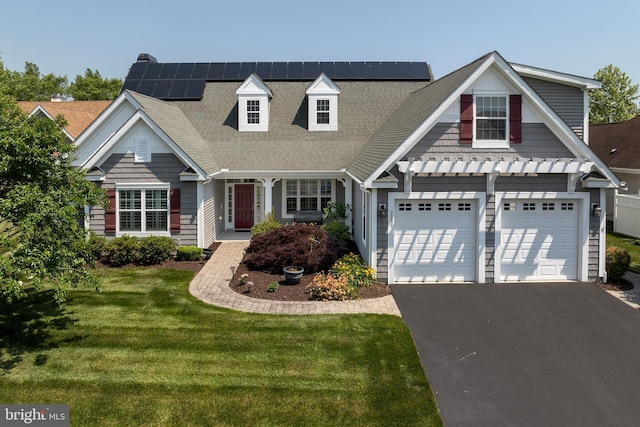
234, 184, 254, 229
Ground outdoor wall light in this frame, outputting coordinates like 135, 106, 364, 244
378, 203, 387, 217
592, 204, 602, 218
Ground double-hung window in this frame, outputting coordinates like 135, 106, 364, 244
476, 96, 507, 141
118, 188, 169, 233
317, 99, 330, 124
247, 100, 260, 124
284, 179, 333, 216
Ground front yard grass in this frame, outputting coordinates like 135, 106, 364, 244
607, 232, 640, 274
0, 268, 442, 427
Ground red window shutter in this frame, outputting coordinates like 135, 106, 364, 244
105, 189, 116, 234
460, 94, 473, 143
170, 189, 181, 232
509, 95, 522, 144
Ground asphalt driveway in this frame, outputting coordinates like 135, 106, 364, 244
393, 282, 640, 427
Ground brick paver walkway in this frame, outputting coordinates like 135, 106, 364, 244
189, 241, 402, 316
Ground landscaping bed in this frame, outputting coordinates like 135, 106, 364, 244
230, 262, 391, 301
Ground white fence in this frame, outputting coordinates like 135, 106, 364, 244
615, 193, 640, 238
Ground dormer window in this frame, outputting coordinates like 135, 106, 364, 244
306, 73, 340, 131
247, 100, 260, 124
236, 74, 272, 132
460, 93, 522, 147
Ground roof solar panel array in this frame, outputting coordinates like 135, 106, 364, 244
123, 60, 431, 100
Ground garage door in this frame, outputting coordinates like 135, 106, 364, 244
392, 200, 476, 283
500, 200, 578, 281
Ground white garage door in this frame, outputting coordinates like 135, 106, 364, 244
500, 200, 578, 281
392, 200, 476, 283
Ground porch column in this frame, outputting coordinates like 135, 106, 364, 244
338, 177, 353, 230
259, 178, 278, 219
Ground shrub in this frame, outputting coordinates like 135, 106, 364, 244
138, 236, 176, 265
307, 273, 359, 301
322, 221, 351, 241
606, 245, 631, 282
243, 224, 348, 274
267, 282, 279, 293
331, 253, 376, 287
176, 246, 203, 261
88, 232, 108, 261
104, 235, 141, 266
251, 212, 281, 238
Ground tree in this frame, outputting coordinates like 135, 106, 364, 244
590, 65, 640, 124
0, 61, 67, 101
0, 95, 105, 304
68, 69, 122, 100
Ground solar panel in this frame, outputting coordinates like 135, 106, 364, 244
192, 63, 209, 79
121, 79, 141, 92
383, 63, 400, 79
349, 62, 367, 79
256, 62, 273, 80
287, 62, 303, 80
333, 62, 351, 79
159, 63, 178, 79
271, 62, 287, 80
222, 63, 241, 80
318, 62, 336, 79
175, 63, 195, 79
127, 63, 147, 80
137, 80, 158, 97
303, 62, 321, 79
185, 80, 206, 99
366, 62, 385, 80
168, 79, 188, 98
142, 64, 162, 80
239, 62, 258, 79
152, 80, 172, 98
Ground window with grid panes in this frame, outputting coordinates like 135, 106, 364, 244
285, 179, 333, 215
119, 189, 168, 232
247, 100, 260, 124
317, 99, 330, 124
476, 96, 506, 140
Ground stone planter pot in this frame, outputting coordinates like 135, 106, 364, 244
283, 266, 304, 285
202, 248, 214, 260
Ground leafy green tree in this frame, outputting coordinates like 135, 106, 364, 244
0, 95, 105, 304
68, 69, 122, 100
590, 65, 640, 124
0, 61, 67, 101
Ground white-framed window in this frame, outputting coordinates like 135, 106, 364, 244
247, 100, 260, 124
317, 99, 330, 124
117, 185, 170, 234
475, 96, 507, 141
306, 74, 339, 131
283, 179, 333, 216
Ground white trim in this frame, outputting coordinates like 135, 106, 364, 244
386, 191, 486, 284
79, 111, 207, 180
27, 105, 75, 142
398, 158, 593, 175
307, 74, 340, 131
598, 188, 606, 280
364, 52, 620, 189
510, 63, 602, 90
472, 93, 509, 148
196, 181, 205, 248
494, 191, 589, 282
280, 178, 335, 219
113, 184, 171, 237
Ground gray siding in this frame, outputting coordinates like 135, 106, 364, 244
523, 77, 585, 138
406, 122, 574, 160
88, 152, 198, 246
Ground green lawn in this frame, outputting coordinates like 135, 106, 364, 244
0, 268, 442, 426
607, 232, 640, 273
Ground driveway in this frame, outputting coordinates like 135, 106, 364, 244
392, 282, 640, 427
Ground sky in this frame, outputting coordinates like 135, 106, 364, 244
2, 0, 640, 86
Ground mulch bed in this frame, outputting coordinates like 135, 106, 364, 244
229, 262, 392, 302
596, 278, 634, 291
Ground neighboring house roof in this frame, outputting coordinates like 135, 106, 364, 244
590, 115, 640, 170
18, 101, 111, 140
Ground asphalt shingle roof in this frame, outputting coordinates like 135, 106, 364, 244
590, 116, 640, 170
18, 100, 111, 139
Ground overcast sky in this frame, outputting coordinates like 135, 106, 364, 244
2, 0, 639, 85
